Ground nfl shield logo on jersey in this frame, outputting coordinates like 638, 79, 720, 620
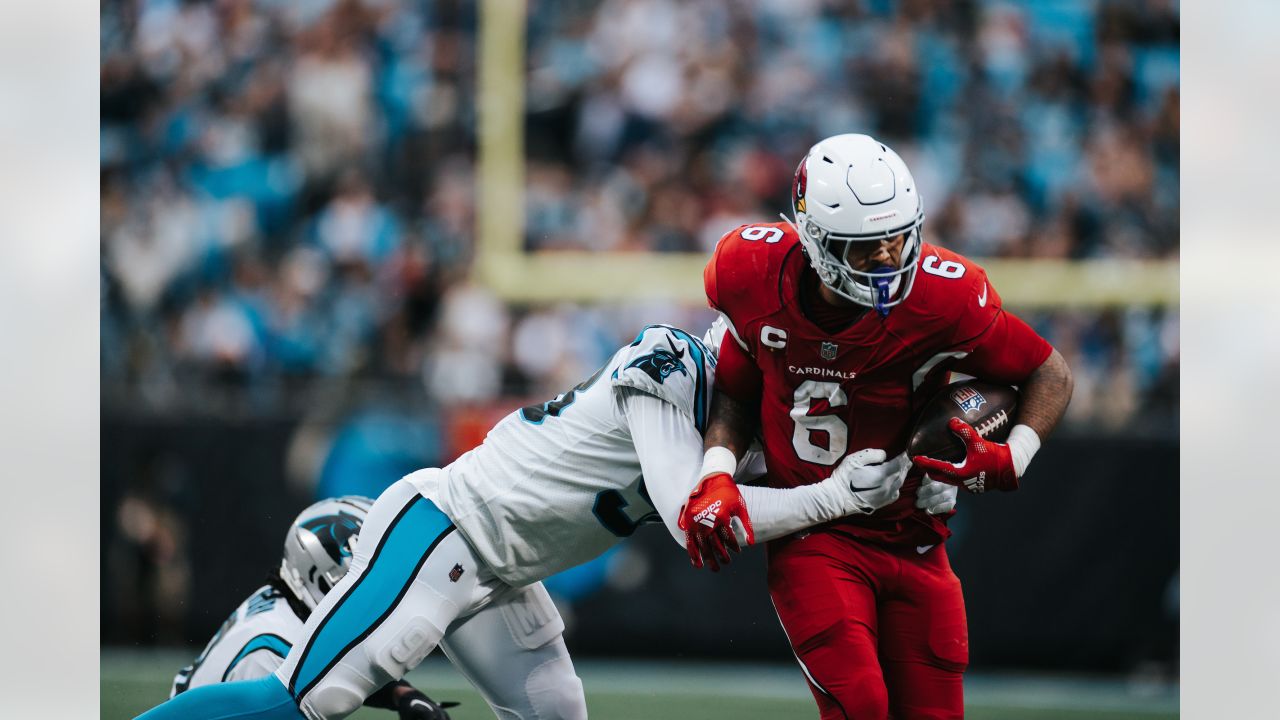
820, 341, 838, 361
950, 386, 987, 414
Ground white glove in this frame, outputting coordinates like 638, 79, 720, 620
830, 449, 911, 515
915, 474, 958, 515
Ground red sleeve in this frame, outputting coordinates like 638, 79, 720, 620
951, 310, 1053, 384
712, 332, 763, 401
702, 222, 790, 354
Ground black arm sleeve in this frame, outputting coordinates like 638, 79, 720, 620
363, 679, 412, 710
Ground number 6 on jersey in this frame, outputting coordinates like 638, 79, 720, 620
790, 381, 848, 465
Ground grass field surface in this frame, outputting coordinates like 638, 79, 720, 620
102, 650, 1177, 719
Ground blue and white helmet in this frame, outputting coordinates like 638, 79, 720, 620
791, 134, 925, 314
279, 496, 374, 609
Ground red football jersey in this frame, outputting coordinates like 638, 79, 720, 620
705, 222, 1052, 547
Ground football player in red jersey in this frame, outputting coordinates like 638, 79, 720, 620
678, 134, 1074, 719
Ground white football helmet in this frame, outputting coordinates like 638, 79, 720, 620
279, 496, 374, 609
789, 134, 925, 314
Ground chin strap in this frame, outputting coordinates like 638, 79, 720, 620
778, 212, 801, 236
785, 213, 903, 315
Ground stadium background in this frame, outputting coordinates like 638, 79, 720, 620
100, 0, 1178, 717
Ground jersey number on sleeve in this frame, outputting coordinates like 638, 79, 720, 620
520, 364, 607, 424
520, 365, 661, 536
921, 255, 966, 279
741, 225, 784, 243
791, 381, 848, 465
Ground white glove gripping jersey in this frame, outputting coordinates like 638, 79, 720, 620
170, 585, 304, 697
411, 325, 716, 586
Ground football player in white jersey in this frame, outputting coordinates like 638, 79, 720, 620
136, 324, 914, 720
170, 496, 455, 720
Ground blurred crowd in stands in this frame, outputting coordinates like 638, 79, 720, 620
101, 0, 1179, 437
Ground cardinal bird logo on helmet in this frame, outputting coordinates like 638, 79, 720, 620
792, 158, 808, 214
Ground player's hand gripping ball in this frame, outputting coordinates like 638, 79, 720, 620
908, 381, 1021, 493
679, 473, 754, 571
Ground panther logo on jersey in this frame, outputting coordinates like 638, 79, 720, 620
625, 339, 688, 384
299, 511, 362, 565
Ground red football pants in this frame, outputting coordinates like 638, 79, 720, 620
767, 531, 969, 720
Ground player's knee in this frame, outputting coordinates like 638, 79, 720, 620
797, 619, 889, 719
882, 658, 966, 719
299, 670, 372, 720
372, 616, 443, 679
300, 684, 363, 719
827, 673, 888, 720
926, 627, 969, 674
525, 656, 587, 720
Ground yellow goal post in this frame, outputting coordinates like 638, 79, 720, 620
474, 0, 1178, 309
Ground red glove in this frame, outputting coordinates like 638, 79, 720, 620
912, 417, 1019, 493
677, 473, 754, 571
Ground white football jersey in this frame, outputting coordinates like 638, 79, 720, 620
170, 585, 304, 697
409, 325, 716, 586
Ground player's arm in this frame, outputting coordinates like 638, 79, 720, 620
1008, 346, 1073, 441
622, 387, 909, 571
680, 450, 911, 570
915, 309, 1074, 492
683, 332, 759, 568
620, 386, 722, 550
699, 325, 762, 482
731, 452, 910, 543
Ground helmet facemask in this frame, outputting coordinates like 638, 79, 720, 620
796, 215, 923, 316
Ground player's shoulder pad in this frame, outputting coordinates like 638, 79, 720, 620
704, 221, 797, 324
906, 242, 1003, 345
913, 244, 1000, 311
611, 324, 715, 434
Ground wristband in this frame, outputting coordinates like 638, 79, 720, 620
700, 446, 738, 479
1007, 424, 1041, 478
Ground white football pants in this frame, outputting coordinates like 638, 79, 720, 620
273, 478, 588, 720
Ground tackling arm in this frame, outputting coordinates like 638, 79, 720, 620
733, 452, 909, 544
622, 388, 907, 568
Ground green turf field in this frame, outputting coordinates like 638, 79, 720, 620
102, 650, 1177, 719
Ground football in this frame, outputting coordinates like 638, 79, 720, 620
908, 381, 1020, 462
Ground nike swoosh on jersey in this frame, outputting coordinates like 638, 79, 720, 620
977, 283, 989, 307
917, 544, 934, 554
